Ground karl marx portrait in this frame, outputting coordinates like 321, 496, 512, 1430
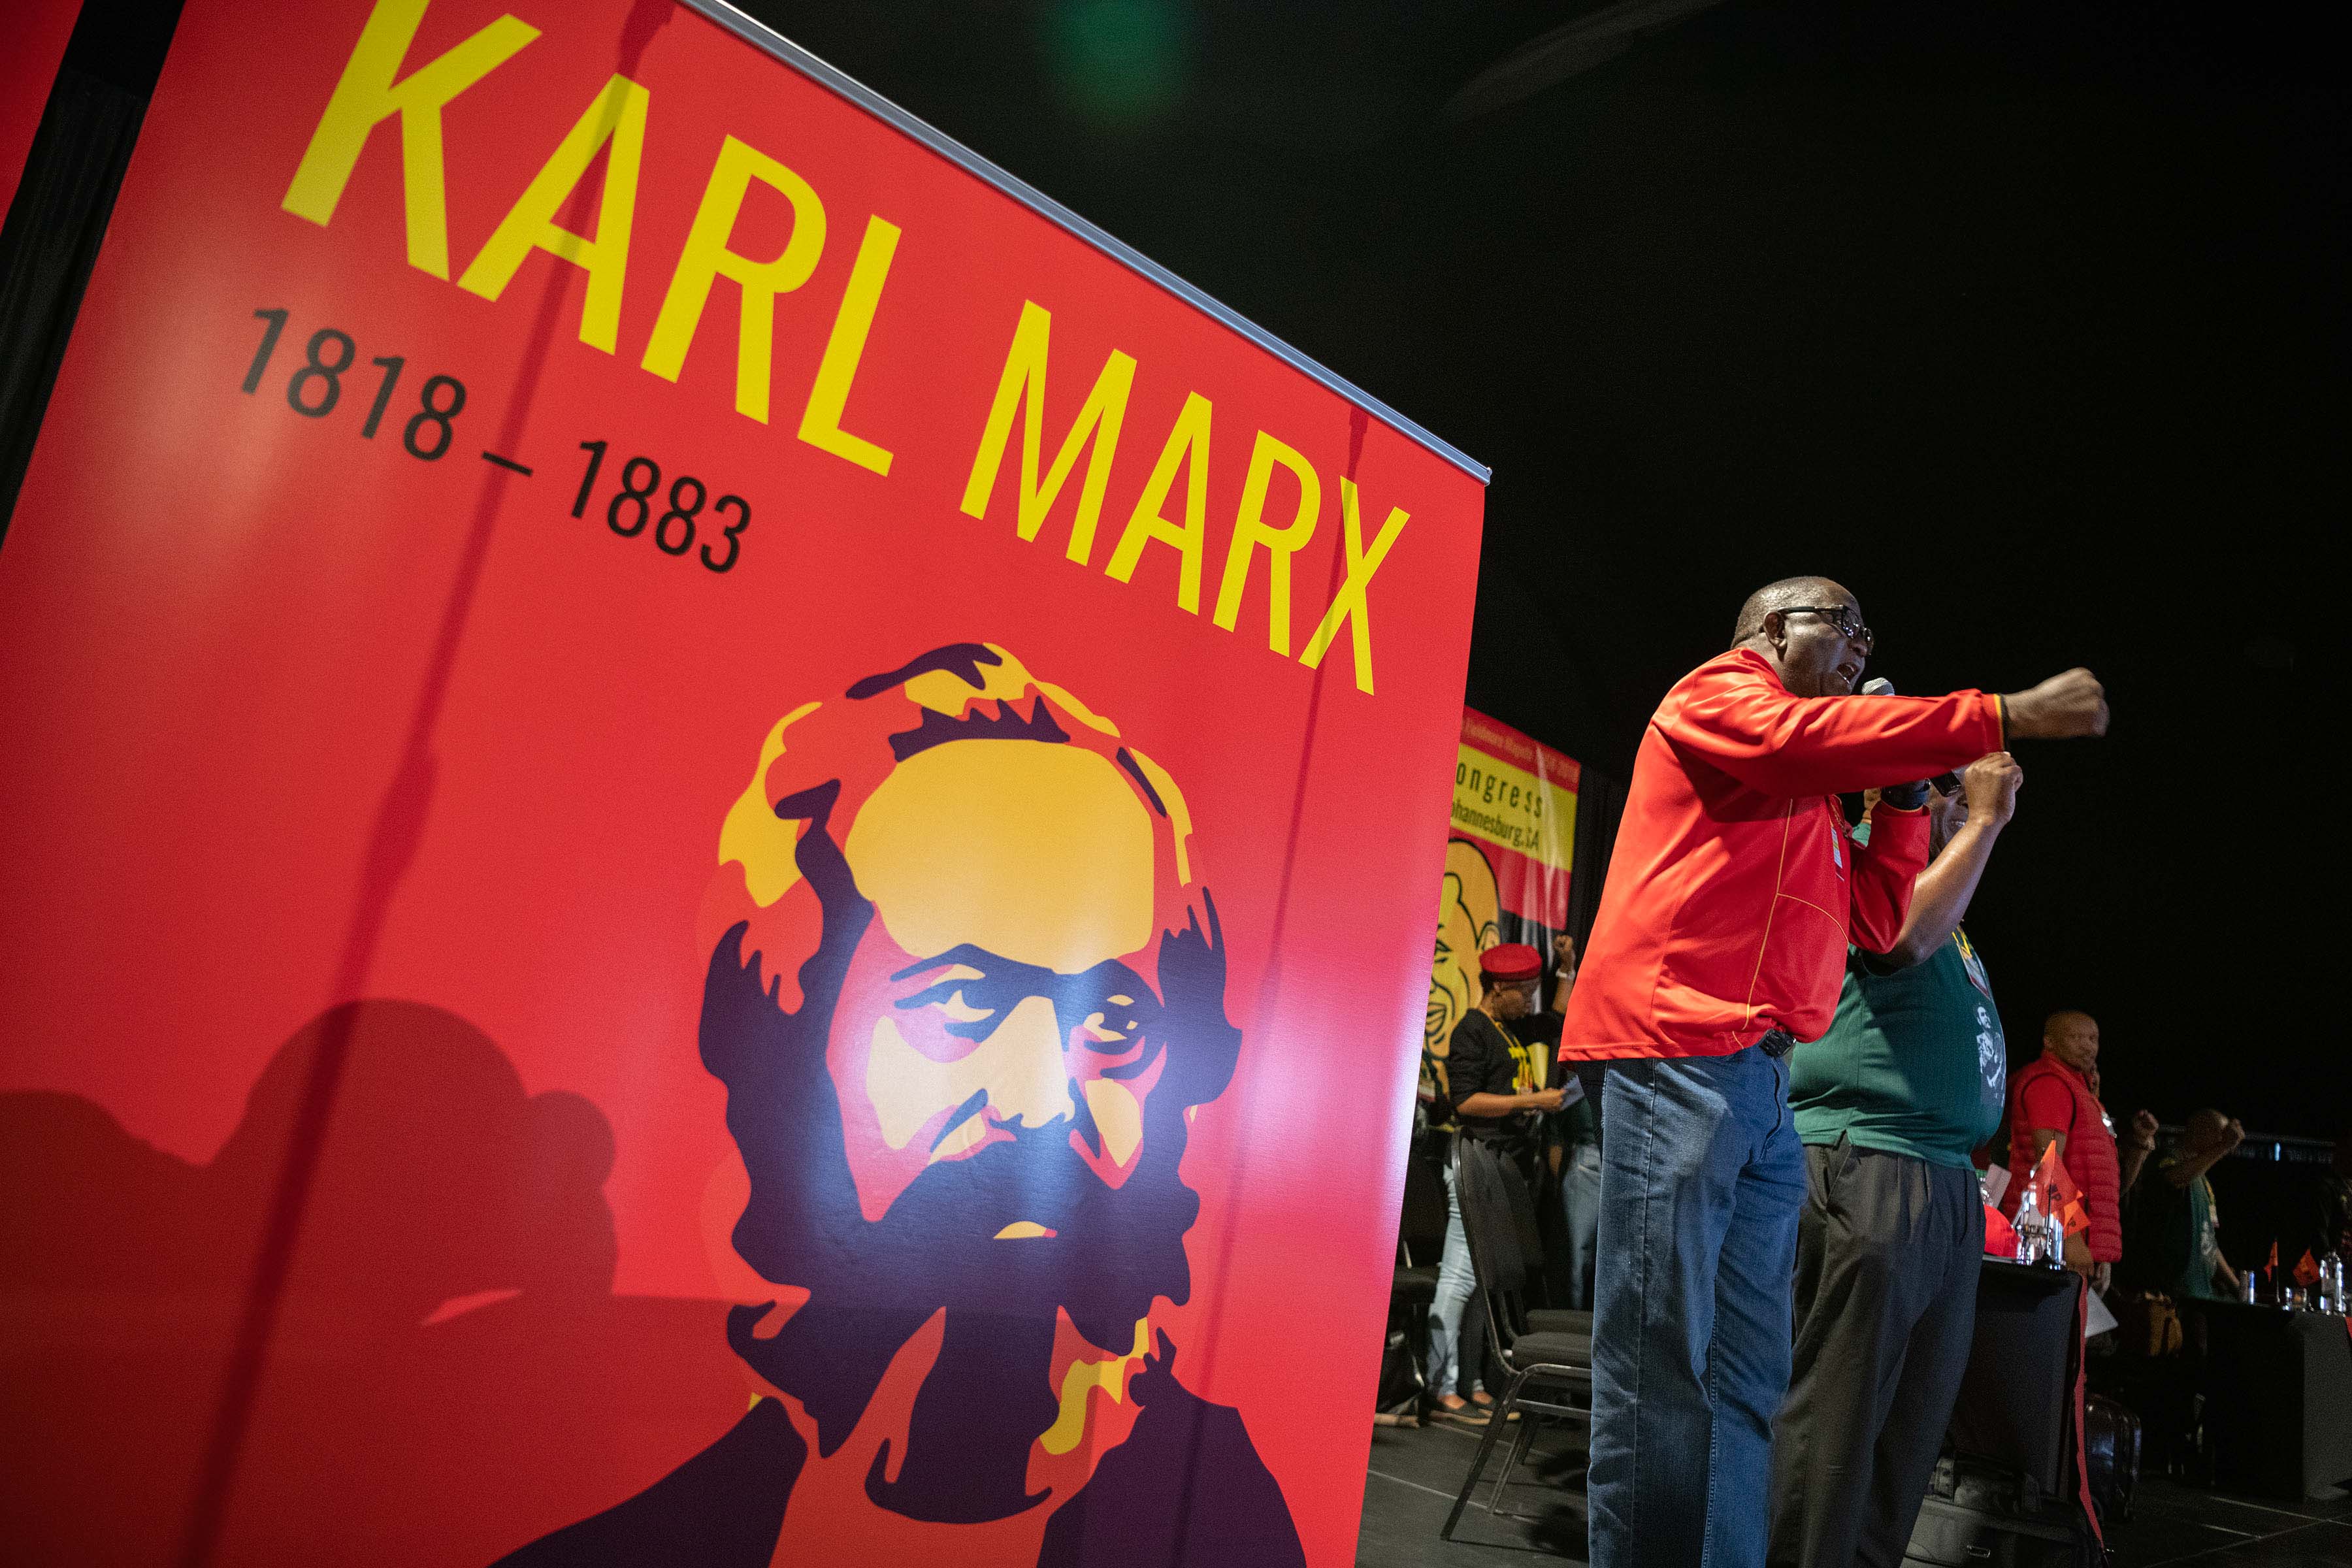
505, 644, 1305, 1567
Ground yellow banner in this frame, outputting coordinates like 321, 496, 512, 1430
1450, 746, 1575, 872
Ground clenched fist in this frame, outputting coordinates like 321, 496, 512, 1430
1961, 751, 2024, 832
2004, 668, 2109, 739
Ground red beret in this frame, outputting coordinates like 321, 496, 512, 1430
1479, 943, 1543, 983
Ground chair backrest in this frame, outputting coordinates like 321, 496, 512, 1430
1398, 1138, 1450, 1266
1495, 1156, 1548, 1286
1452, 1137, 1532, 1354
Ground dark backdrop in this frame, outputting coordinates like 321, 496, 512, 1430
6, 2, 2339, 1134
736, 0, 2344, 1137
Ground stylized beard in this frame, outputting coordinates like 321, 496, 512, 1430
700, 921, 1205, 1524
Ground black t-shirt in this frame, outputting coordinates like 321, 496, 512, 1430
1447, 1010, 1539, 1135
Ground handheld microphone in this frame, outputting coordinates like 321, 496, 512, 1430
1859, 678, 1960, 796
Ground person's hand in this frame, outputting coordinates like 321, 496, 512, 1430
1526, 1086, 1568, 1113
2094, 1261, 2112, 1294
1960, 751, 2025, 832
1552, 932, 1578, 972
2223, 1117, 2246, 1150
2003, 668, 2110, 739
2127, 1109, 2159, 1148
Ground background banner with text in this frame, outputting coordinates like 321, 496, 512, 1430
1426, 708, 1578, 1106
0, 3, 1486, 1564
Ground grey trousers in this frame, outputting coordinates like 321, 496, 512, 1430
1768, 1139, 1984, 1568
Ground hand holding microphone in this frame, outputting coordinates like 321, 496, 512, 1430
1859, 677, 1939, 808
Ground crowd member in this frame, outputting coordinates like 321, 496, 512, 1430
1558, 574, 2108, 1568
1771, 751, 2024, 1568
1428, 943, 1566, 1422
2120, 1110, 2245, 1301
2004, 1011, 2122, 1288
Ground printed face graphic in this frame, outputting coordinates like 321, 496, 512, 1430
828, 740, 1172, 1228
1426, 840, 1501, 1097
695, 645, 1249, 1524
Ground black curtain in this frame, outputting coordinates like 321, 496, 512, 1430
1567, 764, 1625, 953
0, 0, 185, 543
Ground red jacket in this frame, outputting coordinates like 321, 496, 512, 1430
1560, 649, 2004, 1060
2004, 1055, 2123, 1264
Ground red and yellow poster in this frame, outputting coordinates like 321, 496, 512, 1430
1425, 709, 1578, 1105
0, 3, 1487, 1565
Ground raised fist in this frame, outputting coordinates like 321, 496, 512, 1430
2131, 1109, 2160, 1142
2004, 668, 2109, 740
1961, 751, 2024, 832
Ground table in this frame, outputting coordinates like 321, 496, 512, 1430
2197, 1301, 2352, 1499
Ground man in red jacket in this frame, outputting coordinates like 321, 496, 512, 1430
2003, 1011, 2123, 1288
1560, 577, 2108, 1568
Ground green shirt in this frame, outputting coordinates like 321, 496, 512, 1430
1791, 929, 2007, 1170
2178, 1168, 2222, 1299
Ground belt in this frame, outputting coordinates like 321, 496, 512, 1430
1756, 1027, 1797, 1058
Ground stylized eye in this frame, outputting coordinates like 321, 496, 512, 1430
935, 991, 994, 1024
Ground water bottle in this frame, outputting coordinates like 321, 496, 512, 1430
2324, 1252, 2345, 1313
2240, 1270, 2257, 1304
2015, 1185, 2045, 1266
2044, 1209, 2066, 1271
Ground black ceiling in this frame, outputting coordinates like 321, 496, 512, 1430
743, 0, 2345, 1135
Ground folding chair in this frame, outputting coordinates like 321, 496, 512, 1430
1441, 1135, 1594, 1544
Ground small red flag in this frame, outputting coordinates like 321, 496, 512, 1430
2266, 1239, 2279, 1276
2295, 1250, 2321, 1286
2029, 1139, 2090, 1238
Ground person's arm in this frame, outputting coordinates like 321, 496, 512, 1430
1868, 753, 2022, 969
1662, 663, 2004, 797
2019, 1077, 2076, 1168
1847, 804, 1931, 954
2165, 1119, 2244, 1188
2117, 1109, 2159, 1192
1458, 1087, 1567, 1118
1663, 662, 2107, 798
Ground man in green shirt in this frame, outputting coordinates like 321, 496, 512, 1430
2121, 1109, 2246, 1301
1769, 750, 2023, 1568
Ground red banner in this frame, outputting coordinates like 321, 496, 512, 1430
0, 3, 1486, 1564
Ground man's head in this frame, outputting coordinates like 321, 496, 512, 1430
1925, 776, 1969, 856
1731, 576, 1872, 697
2043, 1010, 2100, 1074
698, 644, 1237, 1513
2184, 1108, 2232, 1155
1478, 944, 1543, 1022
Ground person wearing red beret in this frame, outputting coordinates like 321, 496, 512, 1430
1426, 942, 1568, 1420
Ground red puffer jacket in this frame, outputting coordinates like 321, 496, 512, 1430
1560, 649, 2004, 1060
2004, 1055, 2123, 1264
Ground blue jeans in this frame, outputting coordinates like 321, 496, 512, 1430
1428, 1162, 1478, 1396
1588, 1045, 1807, 1568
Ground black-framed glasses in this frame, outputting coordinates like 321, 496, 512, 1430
1778, 605, 1874, 652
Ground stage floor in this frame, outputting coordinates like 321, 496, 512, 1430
1356, 1417, 2352, 1565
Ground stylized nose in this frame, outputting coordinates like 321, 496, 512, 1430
981, 994, 1077, 1130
